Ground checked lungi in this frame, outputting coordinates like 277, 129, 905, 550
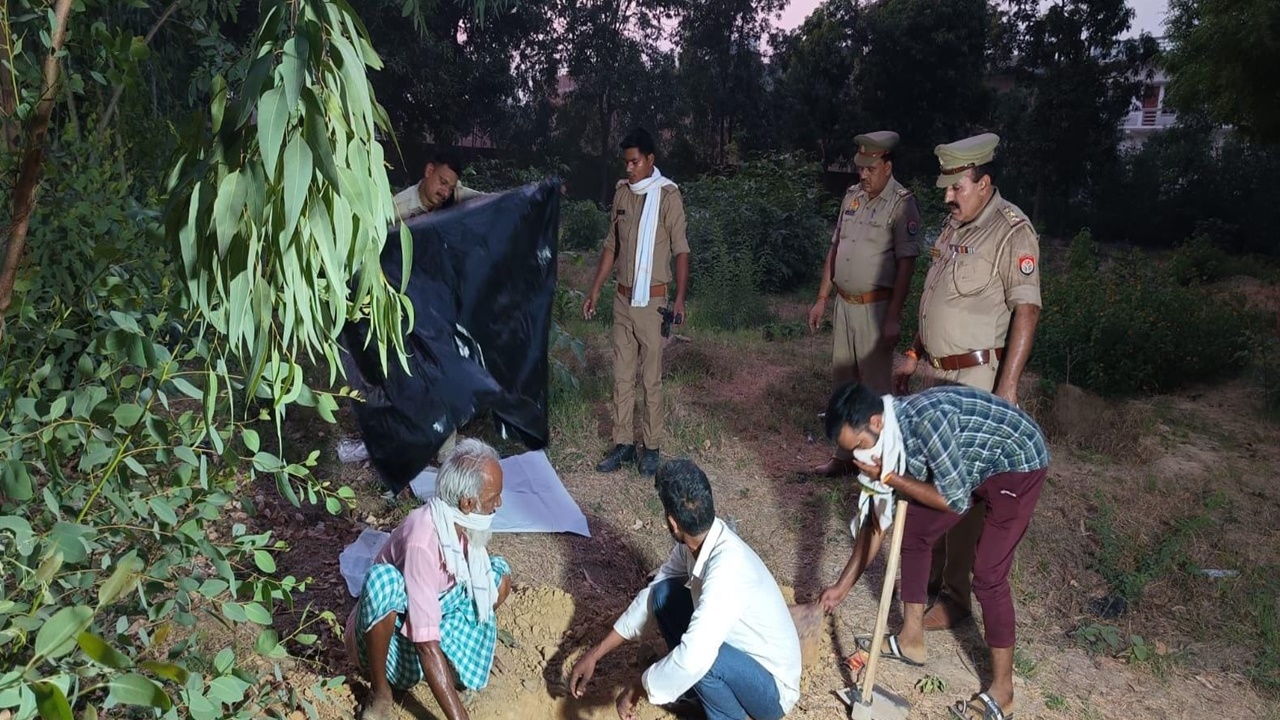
355, 557, 511, 690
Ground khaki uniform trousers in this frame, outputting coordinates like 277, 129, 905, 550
925, 361, 999, 609
831, 296, 892, 460
611, 291, 665, 448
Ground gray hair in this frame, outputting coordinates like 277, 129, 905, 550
436, 438, 500, 509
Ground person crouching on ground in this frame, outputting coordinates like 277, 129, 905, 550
568, 458, 802, 720
345, 439, 512, 720
817, 381, 1049, 720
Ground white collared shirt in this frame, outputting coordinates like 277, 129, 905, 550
613, 518, 802, 712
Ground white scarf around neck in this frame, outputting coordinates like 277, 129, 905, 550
428, 497, 498, 624
627, 167, 676, 307
849, 396, 907, 541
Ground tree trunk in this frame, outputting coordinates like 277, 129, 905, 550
0, 5, 21, 152
0, 0, 76, 338
598, 89, 612, 204
1031, 176, 1046, 228
96, 0, 181, 138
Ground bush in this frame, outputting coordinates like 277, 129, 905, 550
462, 157, 569, 193
1087, 121, 1280, 255
1032, 248, 1262, 395
1, 131, 344, 717
681, 154, 829, 294
1167, 226, 1230, 285
1067, 228, 1101, 275
560, 199, 609, 252
688, 212, 771, 331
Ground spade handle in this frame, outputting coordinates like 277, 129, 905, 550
860, 497, 910, 705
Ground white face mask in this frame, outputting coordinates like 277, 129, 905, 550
446, 501, 496, 531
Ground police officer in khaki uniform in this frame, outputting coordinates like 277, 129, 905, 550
809, 131, 921, 477
895, 133, 1042, 633
391, 149, 489, 223
583, 128, 690, 476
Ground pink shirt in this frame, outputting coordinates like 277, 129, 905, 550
371, 506, 457, 643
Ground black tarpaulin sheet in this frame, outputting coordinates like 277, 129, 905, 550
340, 179, 561, 494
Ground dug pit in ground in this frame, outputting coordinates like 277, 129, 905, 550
369, 584, 831, 720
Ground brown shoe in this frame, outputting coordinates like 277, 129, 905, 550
923, 594, 973, 631
811, 457, 854, 477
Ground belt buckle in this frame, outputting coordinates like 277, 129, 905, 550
930, 357, 942, 370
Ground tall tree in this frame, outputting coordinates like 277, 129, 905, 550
857, 0, 992, 177
997, 0, 1158, 226
361, 0, 558, 178
770, 0, 867, 169
1164, 0, 1280, 144
675, 0, 784, 167
555, 0, 679, 201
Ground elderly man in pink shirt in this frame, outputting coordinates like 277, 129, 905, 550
345, 439, 512, 720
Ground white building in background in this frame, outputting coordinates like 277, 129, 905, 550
1120, 65, 1177, 149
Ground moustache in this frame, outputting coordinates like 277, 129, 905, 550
946, 202, 960, 211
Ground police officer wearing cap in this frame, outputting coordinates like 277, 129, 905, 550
895, 133, 1043, 635
809, 131, 921, 478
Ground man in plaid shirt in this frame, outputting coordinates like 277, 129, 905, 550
818, 381, 1049, 720
345, 440, 512, 720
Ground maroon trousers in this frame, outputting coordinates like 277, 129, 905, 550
899, 468, 1048, 649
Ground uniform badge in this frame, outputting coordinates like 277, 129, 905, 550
907, 219, 919, 236
1018, 254, 1036, 275
849, 197, 860, 212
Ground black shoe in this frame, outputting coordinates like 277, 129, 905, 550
638, 448, 660, 476
596, 444, 636, 473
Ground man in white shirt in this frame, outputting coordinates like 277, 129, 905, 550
392, 149, 488, 223
567, 459, 802, 720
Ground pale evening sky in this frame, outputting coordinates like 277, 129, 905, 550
775, 0, 1171, 38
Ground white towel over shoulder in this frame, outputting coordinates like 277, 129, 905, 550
850, 395, 907, 540
627, 168, 676, 307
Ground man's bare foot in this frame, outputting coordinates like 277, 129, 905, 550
362, 696, 396, 720
789, 602, 825, 667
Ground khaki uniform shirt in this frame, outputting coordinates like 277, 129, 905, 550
832, 177, 922, 294
392, 182, 488, 223
918, 190, 1042, 358
604, 181, 691, 287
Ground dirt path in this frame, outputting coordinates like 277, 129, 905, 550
264, 296, 1280, 720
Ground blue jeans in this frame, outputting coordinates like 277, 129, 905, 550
651, 578, 786, 720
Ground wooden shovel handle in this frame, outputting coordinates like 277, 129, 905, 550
860, 497, 910, 705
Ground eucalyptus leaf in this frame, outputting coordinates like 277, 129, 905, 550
107, 674, 172, 711
34, 606, 95, 661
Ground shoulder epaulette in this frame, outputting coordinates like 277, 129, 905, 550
895, 187, 913, 198
1001, 206, 1027, 228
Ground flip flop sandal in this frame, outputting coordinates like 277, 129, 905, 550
854, 634, 925, 667
948, 691, 1014, 720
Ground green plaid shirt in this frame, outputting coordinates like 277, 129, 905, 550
894, 386, 1050, 513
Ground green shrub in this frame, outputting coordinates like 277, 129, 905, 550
1033, 248, 1262, 395
1, 131, 345, 717
689, 213, 771, 331
1167, 228, 1230, 285
681, 154, 829, 294
1067, 228, 1101, 275
462, 157, 568, 192
559, 199, 609, 252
